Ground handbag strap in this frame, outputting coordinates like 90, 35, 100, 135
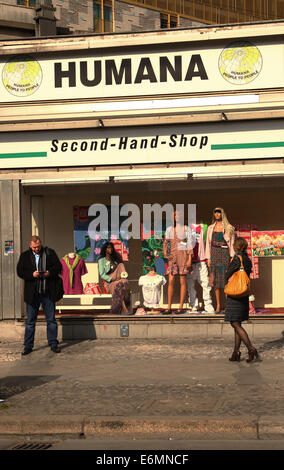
237, 254, 244, 269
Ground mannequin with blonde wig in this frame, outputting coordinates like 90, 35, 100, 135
211, 207, 235, 238
205, 207, 235, 313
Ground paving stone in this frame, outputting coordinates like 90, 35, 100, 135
0, 338, 283, 437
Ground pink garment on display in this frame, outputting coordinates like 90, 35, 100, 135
191, 224, 206, 263
60, 256, 88, 294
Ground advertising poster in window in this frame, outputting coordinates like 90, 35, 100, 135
252, 231, 284, 257
73, 206, 129, 262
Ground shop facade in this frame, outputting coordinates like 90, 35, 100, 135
1, 23, 284, 321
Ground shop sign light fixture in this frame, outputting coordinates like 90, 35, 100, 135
21, 176, 110, 185
90, 94, 260, 113
112, 173, 190, 182
192, 170, 284, 179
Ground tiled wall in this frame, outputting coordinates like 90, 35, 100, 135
1, 0, 205, 36
54, 0, 94, 33
114, 1, 160, 32
179, 16, 204, 28
54, 0, 204, 34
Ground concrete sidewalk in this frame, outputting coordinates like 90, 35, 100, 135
0, 336, 284, 440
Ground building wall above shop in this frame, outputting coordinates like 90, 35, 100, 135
0, 3, 35, 38
114, 2, 160, 33
1, 0, 284, 39
0, 0, 204, 38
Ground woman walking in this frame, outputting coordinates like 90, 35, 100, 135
225, 237, 258, 363
98, 242, 129, 314
205, 207, 235, 313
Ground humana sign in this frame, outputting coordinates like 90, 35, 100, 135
54, 55, 208, 87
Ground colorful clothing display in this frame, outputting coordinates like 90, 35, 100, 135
60, 255, 88, 294
138, 273, 167, 308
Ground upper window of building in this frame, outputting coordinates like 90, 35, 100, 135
160, 13, 179, 29
94, 0, 113, 32
17, 0, 39, 6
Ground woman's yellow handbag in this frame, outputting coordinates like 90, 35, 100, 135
224, 255, 250, 298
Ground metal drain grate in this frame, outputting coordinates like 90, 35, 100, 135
9, 442, 52, 450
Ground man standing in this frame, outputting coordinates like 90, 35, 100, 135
17, 236, 64, 355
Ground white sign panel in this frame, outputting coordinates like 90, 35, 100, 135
0, 39, 284, 103
0, 120, 284, 169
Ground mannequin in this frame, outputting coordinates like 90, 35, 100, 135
60, 252, 88, 294
205, 207, 235, 313
138, 269, 166, 312
163, 209, 192, 314
186, 223, 214, 313
98, 241, 129, 314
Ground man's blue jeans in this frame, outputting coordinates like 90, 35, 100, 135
24, 294, 58, 349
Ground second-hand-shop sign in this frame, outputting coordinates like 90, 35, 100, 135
0, 39, 284, 102
0, 119, 284, 169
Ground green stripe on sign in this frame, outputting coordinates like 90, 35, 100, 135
211, 142, 284, 150
0, 152, 47, 159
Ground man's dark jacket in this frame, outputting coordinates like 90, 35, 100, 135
17, 247, 64, 304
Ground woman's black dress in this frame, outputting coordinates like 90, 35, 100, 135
224, 252, 252, 323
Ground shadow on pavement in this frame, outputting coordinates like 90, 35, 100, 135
59, 339, 97, 352
31, 339, 95, 353
259, 330, 284, 352
232, 362, 264, 385
0, 375, 60, 400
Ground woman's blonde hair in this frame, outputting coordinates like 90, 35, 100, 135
212, 207, 235, 237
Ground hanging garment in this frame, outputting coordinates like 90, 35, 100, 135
60, 255, 88, 294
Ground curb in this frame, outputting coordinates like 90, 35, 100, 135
0, 415, 283, 439
1, 318, 284, 341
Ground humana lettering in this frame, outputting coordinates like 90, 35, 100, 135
54, 54, 208, 88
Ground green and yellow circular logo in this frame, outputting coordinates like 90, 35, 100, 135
2, 55, 42, 97
219, 41, 262, 85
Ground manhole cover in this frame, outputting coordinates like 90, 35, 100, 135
8, 442, 52, 450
